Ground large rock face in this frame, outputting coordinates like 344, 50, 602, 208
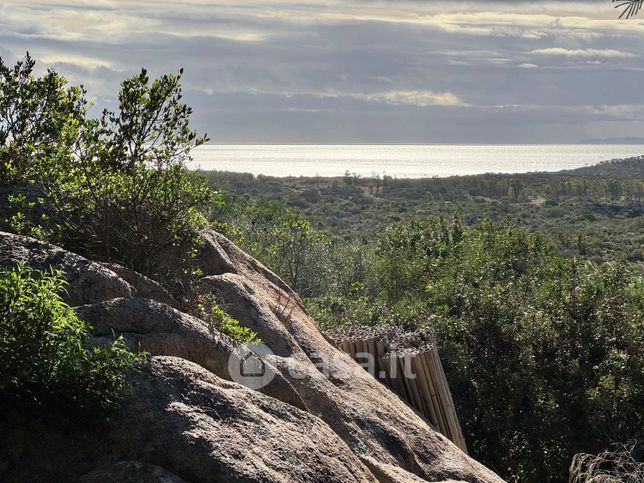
0, 230, 504, 482
198, 230, 502, 482
2, 357, 374, 483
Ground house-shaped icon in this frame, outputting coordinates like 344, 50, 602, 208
240, 352, 266, 378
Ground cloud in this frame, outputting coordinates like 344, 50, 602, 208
357, 90, 465, 107
1, 0, 644, 143
530, 47, 635, 58
40, 54, 115, 69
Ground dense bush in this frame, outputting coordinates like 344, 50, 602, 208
212, 194, 385, 298
305, 282, 422, 331
375, 217, 644, 481
226, 196, 644, 481
0, 55, 213, 284
0, 264, 142, 416
204, 164, 644, 267
212, 196, 332, 296
0, 54, 86, 185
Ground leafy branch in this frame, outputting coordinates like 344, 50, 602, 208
614, 0, 644, 18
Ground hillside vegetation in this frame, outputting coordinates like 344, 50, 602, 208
1, 53, 642, 482
203, 160, 643, 267
1, 56, 506, 483
206, 159, 644, 481
1, 53, 232, 422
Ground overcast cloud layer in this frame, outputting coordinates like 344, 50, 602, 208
1, 0, 644, 143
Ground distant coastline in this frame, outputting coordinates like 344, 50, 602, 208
204, 141, 644, 146
578, 137, 644, 145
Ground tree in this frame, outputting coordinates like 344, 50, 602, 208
614, 0, 644, 18
0, 55, 214, 284
49, 68, 214, 279
0, 53, 86, 183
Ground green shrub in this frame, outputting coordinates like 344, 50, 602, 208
212, 196, 331, 296
196, 298, 262, 345
3, 192, 61, 242
51, 68, 213, 280
1, 55, 214, 285
0, 53, 86, 184
375, 217, 644, 481
305, 282, 421, 331
0, 264, 143, 416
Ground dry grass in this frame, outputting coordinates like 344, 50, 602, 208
570, 444, 644, 483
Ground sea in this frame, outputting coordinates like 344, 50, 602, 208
190, 144, 644, 178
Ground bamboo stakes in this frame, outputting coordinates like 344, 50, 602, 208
402, 353, 422, 412
325, 325, 468, 453
412, 354, 438, 428
429, 340, 467, 452
375, 339, 388, 383
419, 349, 445, 433
423, 349, 452, 443
383, 354, 409, 402
348, 340, 356, 360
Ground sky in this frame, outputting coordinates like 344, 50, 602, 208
2, 0, 644, 143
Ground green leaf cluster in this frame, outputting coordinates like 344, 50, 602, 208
374, 216, 644, 481
196, 297, 262, 345
230, 196, 643, 481
213, 196, 331, 296
0, 55, 214, 285
0, 264, 144, 417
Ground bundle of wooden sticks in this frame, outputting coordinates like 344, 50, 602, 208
325, 325, 468, 453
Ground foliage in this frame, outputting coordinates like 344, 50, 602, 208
201, 161, 644, 271
0, 53, 86, 184
306, 282, 423, 331
375, 217, 644, 481
212, 195, 332, 296
210, 175, 644, 482
0, 55, 214, 284
3, 192, 60, 241
0, 264, 143, 417
196, 297, 262, 345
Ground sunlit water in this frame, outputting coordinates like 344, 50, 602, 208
191, 144, 644, 178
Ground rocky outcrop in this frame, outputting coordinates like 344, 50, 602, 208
76, 296, 307, 411
2, 357, 374, 482
198, 230, 502, 482
0, 231, 133, 305
116, 357, 375, 482
360, 457, 431, 483
101, 262, 179, 308
0, 230, 503, 482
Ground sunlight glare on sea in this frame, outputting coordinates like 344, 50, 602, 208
191, 144, 644, 178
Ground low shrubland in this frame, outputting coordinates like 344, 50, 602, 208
212, 189, 644, 482
0, 55, 255, 420
0, 264, 143, 418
